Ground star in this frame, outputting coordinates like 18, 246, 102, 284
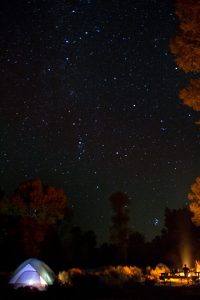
0, 0, 199, 246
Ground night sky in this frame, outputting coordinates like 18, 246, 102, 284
0, 0, 200, 244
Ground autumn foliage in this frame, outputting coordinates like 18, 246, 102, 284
179, 79, 200, 111
170, 0, 200, 73
170, 0, 200, 119
188, 176, 200, 226
0, 179, 68, 257
9, 179, 67, 222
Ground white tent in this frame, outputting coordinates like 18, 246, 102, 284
9, 258, 55, 290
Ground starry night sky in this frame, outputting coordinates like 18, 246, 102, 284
0, 0, 200, 244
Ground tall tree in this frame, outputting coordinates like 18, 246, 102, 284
170, 0, 200, 122
162, 207, 195, 268
109, 191, 129, 264
0, 187, 4, 199
170, 0, 200, 73
179, 79, 200, 112
149, 207, 198, 268
0, 178, 68, 257
64, 226, 97, 268
188, 176, 200, 226
127, 231, 146, 267
0, 189, 23, 269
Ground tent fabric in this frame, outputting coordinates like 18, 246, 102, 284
9, 258, 55, 290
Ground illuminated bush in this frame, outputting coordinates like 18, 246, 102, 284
100, 265, 144, 286
146, 263, 170, 282
58, 268, 85, 286
58, 265, 144, 287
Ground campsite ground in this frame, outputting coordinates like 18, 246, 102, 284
3, 284, 200, 300
2, 271, 200, 300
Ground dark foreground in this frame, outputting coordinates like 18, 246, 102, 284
2, 284, 200, 300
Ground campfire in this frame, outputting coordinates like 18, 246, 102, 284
159, 260, 200, 286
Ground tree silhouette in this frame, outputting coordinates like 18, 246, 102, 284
64, 226, 97, 268
1, 178, 68, 257
162, 207, 195, 268
127, 231, 146, 267
188, 176, 200, 226
148, 207, 198, 268
0, 187, 4, 199
109, 191, 129, 264
0, 190, 23, 269
170, 0, 200, 122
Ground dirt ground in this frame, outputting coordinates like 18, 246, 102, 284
2, 284, 200, 300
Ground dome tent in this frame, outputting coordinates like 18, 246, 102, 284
9, 258, 55, 290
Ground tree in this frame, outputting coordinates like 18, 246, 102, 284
64, 226, 97, 268
188, 176, 200, 226
98, 242, 118, 266
179, 79, 200, 112
0, 191, 23, 269
144, 208, 196, 268
109, 191, 130, 264
127, 231, 146, 267
163, 207, 194, 267
170, 0, 200, 122
0, 187, 4, 199
0, 178, 68, 257
170, 0, 200, 73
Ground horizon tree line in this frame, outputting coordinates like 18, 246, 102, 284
0, 176, 200, 271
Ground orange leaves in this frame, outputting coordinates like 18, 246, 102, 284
188, 176, 200, 202
10, 179, 68, 223
170, 35, 200, 73
171, 2, 200, 227
20, 217, 49, 257
179, 79, 200, 111
188, 177, 200, 226
170, 0, 200, 73
170, 0, 200, 122
2, 178, 69, 256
